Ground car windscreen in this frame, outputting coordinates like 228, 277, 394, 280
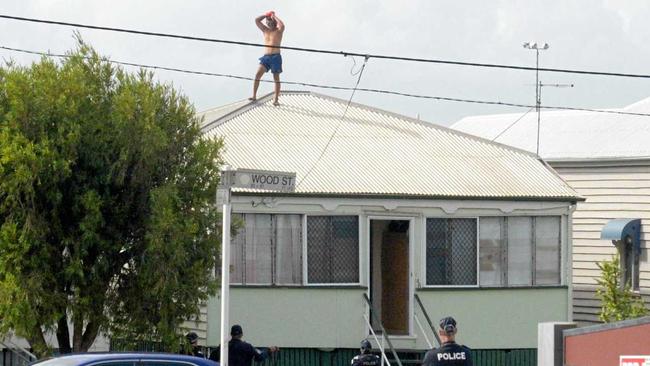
32, 356, 100, 366
33, 357, 141, 366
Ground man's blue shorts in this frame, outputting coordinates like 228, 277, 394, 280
259, 53, 283, 74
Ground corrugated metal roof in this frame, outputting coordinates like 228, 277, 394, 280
451, 97, 650, 161
198, 99, 250, 127
200, 91, 579, 200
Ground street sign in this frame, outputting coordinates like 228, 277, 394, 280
221, 168, 296, 192
620, 355, 650, 366
217, 166, 295, 366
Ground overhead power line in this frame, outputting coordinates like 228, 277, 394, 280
2, 14, 650, 79
342, 56, 369, 119
2, 45, 650, 118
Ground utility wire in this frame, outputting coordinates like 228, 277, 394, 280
348, 55, 364, 76
342, 56, 369, 118
2, 45, 650, 118
296, 56, 370, 188
2, 14, 650, 79
491, 107, 535, 141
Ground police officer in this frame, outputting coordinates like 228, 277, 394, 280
422, 317, 473, 366
209, 324, 279, 366
183, 332, 205, 358
351, 339, 381, 366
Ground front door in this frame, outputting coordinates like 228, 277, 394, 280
370, 219, 410, 335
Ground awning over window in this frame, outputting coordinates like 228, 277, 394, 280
601, 218, 641, 253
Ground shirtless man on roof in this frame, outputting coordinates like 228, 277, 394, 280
250, 11, 285, 106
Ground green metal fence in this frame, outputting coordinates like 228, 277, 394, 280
256, 348, 536, 366
110, 342, 537, 366
472, 349, 537, 366
259, 348, 357, 366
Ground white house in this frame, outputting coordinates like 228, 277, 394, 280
196, 91, 581, 362
452, 96, 650, 325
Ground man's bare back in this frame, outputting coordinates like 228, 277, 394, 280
251, 11, 285, 105
263, 26, 283, 55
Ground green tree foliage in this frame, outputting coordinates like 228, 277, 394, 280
0, 40, 224, 357
596, 254, 647, 323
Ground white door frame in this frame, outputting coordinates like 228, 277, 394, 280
366, 215, 415, 337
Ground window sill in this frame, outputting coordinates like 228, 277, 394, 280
417, 285, 568, 291
230, 284, 368, 290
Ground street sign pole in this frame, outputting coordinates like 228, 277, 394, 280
216, 167, 294, 366
219, 167, 234, 366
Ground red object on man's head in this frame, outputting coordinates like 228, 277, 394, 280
265, 11, 275, 17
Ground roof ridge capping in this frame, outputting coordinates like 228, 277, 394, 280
200, 91, 288, 132
303, 90, 555, 161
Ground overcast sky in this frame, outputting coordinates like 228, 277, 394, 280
1, 1, 649, 125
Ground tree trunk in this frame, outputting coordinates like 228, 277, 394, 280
72, 314, 83, 352
56, 315, 72, 354
27, 325, 50, 359
80, 321, 100, 352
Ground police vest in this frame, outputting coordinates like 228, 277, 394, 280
422, 342, 473, 366
351, 353, 381, 366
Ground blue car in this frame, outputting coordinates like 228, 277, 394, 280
32, 353, 219, 366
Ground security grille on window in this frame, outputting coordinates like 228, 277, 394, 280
425, 218, 477, 286
230, 213, 302, 285
307, 216, 359, 284
479, 216, 561, 287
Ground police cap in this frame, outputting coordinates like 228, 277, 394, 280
439, 316, 457, 334
231, 324, 243, 336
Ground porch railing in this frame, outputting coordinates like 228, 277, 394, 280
414, 293, 441, 348
362, 293, 403, 366
362, 314, 392, 366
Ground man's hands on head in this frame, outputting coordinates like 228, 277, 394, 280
269, 346, 280, 353
256, 10, 283, 33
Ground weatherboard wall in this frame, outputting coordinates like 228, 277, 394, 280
181, 302, 209, 344
205, 287, 568, 350
552, 162, 650, 325
201, 195, 572, 350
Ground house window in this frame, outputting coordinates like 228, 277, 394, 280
535, 217, 562, 285
307, 216, 359, 284
479, 216, 561, 287
508, 217, 533, 285
425, 218, 477, 286
620, 236, 640, 291
230, 214, 302, 285
478, 217, 505, 286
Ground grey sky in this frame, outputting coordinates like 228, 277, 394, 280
1, 0, 649, 125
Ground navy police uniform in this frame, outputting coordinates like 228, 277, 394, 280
422, 316, 473, 366
351, 340, 381, 366
209, 325, 271, 366
182, 332, 205, 358
210, 339, 270, 366
351, 353, 381, 366
422, 341, 473, 366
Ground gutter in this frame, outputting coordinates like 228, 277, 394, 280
232, 190, 585, 203
548, 156, 650, 168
